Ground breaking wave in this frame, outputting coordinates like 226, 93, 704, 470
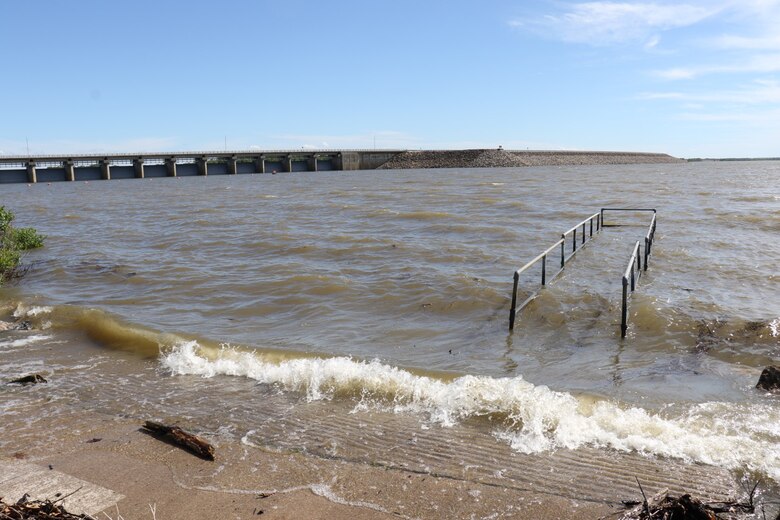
162, 341, 780, 481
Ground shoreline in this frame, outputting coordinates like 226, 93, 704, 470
1, 414, 618, 520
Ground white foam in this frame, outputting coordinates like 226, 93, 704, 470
162, 341, 780, 481
13, 304, 52, 319
0, 335, 52, 349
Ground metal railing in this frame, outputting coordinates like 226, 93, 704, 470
508, 212, 601, 329
614, 209, 657, 337
509, 208, 658, 335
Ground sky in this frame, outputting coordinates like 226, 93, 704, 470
1, 0, 779, 158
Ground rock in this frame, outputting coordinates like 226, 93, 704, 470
0, 320, 33, 331
13, 320, 32, 331
9, 374, 47, 385
756, 366, 780, 391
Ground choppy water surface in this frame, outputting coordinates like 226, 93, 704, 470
2, 162, 779, 499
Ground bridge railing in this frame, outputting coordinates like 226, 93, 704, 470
508, 212, 601, 330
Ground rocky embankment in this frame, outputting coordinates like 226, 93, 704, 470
378, 149, 683, 169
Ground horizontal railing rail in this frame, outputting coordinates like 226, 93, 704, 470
508, 212, 601, 330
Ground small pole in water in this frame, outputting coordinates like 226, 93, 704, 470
509, 271, 519, 330
621, 277, 629, 337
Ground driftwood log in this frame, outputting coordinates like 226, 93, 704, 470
141, 421, 215, 461
8, 374, 47, 385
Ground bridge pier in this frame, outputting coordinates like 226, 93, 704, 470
228, 156, 237, 175
165, 158, 177, 177
285, 155, 292, 172
100, 159, 111, 180
64, 160, 75, 181
133, 158, 145, 179
255, 156, 265, 174
197, 157, 208, 176
308, 157, 318, 172
26, 161, 37, 183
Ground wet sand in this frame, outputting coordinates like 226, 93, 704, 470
1, 413, 615, 520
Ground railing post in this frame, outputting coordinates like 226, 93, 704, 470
631, 262, 636, 291
560, 237, 565, 268
590, 217, 593, 237
621, 277, 628, 337
637, 246, 642, 272
582, 222, 586, 244
541, 255, 546, 285
573, 229, 577, 252
509, 271, 519, 330
644, 237, 649, 271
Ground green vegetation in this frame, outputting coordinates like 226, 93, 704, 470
0, 206, 45, 283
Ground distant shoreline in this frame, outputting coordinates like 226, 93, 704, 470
378, 149, 683, 169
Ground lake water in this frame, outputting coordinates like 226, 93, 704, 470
2, 161, 779, 503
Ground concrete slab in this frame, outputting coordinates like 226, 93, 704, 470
0, 459, 123, 516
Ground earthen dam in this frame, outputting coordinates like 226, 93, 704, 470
0, 149, 682, 184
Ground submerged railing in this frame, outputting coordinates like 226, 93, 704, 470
508, 208, 657, 336
612, 209, 657, 337
508, 212, 601, 329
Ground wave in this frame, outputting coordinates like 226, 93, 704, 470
161, 341, 780, 481
9, 300, 780, 480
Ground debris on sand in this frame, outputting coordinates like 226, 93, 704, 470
141, 420, 215, 461
1, 493, 89, 519
609, 479, 759, 520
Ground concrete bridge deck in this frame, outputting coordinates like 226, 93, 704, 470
0, 149, 403, 183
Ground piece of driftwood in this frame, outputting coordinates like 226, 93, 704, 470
8, 374, 47, 385
141, 420, 215, 461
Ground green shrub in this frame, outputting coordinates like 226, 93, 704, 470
0, 206, 44, 283
0, 248, 21, 279
9, 227, 45, 250
0, 206, 14, 234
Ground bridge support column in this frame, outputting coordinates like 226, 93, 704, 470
100, 159, 111, 180
228, 156, 237, 175
26, 161, 37, 183
333, 154, 343, 171
255, 156, 265, 174
285, 155, 293, 172
308, 157, 318, 172
133, 158, 145, 179
165, 158, 177, 177
64, 160, 75, 181
197, 157, 208, 176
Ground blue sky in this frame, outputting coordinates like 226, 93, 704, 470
1, 0, 779, 158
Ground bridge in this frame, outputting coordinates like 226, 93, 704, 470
0, 149, 404, 184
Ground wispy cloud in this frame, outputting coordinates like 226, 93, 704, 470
509, 2, 719, 46
641, 79, 780, 103
654, 53, 780, 79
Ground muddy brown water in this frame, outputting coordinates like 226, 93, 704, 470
1, 161, 779, 507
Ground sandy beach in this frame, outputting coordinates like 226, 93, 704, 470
1, 410, 617, 520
